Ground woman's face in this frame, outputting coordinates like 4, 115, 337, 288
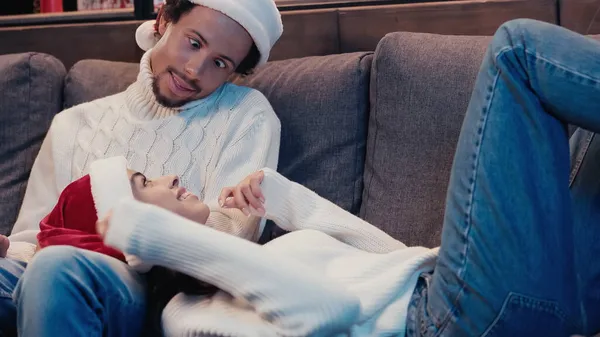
127, 169, 210, 224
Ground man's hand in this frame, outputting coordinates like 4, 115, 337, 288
218, 171, 265, 217
0, 235, 10, 258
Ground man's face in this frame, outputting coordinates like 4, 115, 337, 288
150, 5, 253, 107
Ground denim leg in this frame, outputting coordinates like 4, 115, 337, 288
420, 19, 600, 337
569, 128, 600, 333
0, 259, 26, 337
14, 246, 147, 337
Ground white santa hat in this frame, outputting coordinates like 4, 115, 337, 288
89, 156, 134, 219
89, 156, 151, 272
135, 0, 283, 66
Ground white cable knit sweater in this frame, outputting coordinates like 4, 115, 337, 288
105, 168, 439, 337
8, 49, 281, 259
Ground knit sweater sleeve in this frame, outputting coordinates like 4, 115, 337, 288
105, 199, 360, 336
9, 126, 60, 244
202, 95, 281, 241
259, 168, 407, 253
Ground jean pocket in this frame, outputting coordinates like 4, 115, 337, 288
482, 292, 578, 337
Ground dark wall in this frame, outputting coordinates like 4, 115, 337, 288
338, 0, 556, 52
0, 21, 143, 70
560, 0, 600, 34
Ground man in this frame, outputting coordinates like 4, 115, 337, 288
0, 0, 283, 336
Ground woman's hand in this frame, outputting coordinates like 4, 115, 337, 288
219, 171, 265, 216
0, 235, 9, 258
96, 210, 113, 239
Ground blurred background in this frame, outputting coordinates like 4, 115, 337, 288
0, 0, 598, 69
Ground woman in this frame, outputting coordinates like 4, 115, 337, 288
0, 153, 435, 336
45, 156, 436, 336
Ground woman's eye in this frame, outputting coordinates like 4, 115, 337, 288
188, 38, 200, 49
215, 59, 226, 69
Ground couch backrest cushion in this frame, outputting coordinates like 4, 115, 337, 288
239, 53, 372, 211
64, 53, 372, 239
64, 60, 138, 108
0, 52, 65, 235
239, 53, 372, 239
362, 32, 491, 248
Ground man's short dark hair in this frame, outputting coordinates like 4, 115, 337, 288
161, 0, 261, 76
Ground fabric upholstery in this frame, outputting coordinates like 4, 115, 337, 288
0, 52, 65, 235
362, 32, 492, 248
64, 59, 138, 109
238, 53, 372, 215
238, 54, 373, 240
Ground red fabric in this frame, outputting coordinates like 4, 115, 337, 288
37, 175, 126, 262
40, 0, 62, 13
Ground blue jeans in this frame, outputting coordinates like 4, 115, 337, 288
0, 246, 147, 337
407, 19, 600, 336
0, 258, 26, 337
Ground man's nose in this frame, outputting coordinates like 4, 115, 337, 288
184, 53, 209, 79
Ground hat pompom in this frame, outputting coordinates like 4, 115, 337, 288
136, 20, 159, 51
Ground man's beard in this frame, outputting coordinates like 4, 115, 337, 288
152, 76, 186, 108
151, 70, 200, 108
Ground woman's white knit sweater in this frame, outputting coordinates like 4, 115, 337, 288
105, 168, 439, 337
8, 49, 280, 261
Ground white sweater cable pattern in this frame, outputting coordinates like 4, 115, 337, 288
7, 49, 280, 262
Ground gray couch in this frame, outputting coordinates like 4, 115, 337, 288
0, 31, 495, 248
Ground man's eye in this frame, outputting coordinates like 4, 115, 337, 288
215, 59, 226, 69
188, 38, 200, 49
142, 177, 148, 187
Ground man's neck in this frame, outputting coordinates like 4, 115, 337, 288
124, 50, 180, 120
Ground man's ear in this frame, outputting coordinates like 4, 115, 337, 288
158, 20, 169, 36
155, 6, 170, 37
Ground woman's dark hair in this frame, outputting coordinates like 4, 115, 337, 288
160, 0, 261, 76
144, 266, 219, 336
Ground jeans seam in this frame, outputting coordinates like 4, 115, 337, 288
569, 131, 594, 187
481, 292, 514, 337
433, 64, 502, 335
481, 292, 576, 337
524, 48, 600, 85
496, 43, 600, 88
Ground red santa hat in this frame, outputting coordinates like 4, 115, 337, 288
37, 156, 134, 261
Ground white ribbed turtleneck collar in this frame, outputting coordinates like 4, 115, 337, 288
124, 49, 224, 121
